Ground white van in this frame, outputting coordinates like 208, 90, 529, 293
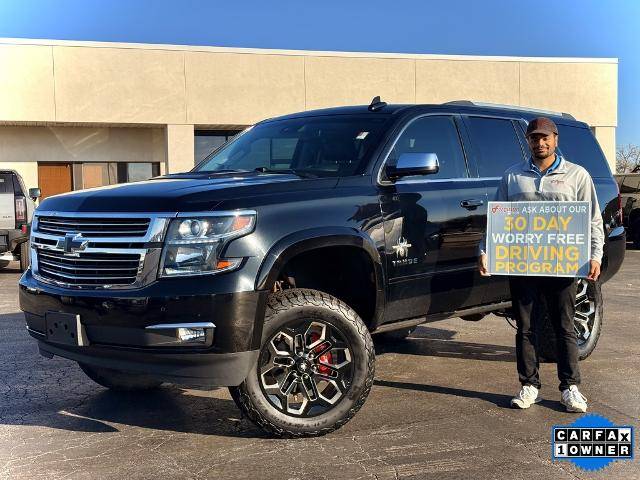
0, 170, 38, 270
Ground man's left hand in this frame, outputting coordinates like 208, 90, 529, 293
587, 260, 601, 281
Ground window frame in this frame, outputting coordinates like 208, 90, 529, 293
376, 113, 472, 185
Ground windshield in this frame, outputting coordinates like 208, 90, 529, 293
194, 115, 390, 177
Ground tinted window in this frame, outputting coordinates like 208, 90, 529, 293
196, 116, 390, 178
556, 125, 611, 177
465, 117, 526, 177
0, 174, 14, 194
387, 116, 467, 179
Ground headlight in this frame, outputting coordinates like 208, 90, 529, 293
159, 212, 255, 277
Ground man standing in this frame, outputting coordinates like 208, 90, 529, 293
478, 117, 605, 413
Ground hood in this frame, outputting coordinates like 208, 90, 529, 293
37, 171, 339, 213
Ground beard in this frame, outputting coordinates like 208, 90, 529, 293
532, 148, 554, 160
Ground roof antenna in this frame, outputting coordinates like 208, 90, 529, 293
368, 96, 387, 111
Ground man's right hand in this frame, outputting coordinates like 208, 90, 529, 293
478, 253, 491, 276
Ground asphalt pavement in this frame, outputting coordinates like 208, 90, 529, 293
1, 251, 639, 479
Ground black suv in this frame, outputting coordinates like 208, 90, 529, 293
20, 100, 625, 437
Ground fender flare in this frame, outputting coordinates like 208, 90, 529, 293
255, 227, 385, 304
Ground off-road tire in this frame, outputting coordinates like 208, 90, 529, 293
79, 363, 163, 391
19, 241, 30, 271
229, 288, 375, 438
538, 280, 603, 363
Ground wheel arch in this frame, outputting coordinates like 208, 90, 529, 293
255, 228, 386, 329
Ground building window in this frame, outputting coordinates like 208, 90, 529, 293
117, 162, 161, 183
39, 161, 161, 199
195, 130, 242, 163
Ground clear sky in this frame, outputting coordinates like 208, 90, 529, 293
0, 0, 637, 147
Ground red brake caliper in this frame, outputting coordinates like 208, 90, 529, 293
310, 332, 332, 375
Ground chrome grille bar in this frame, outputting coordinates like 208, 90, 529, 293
37, 215, 150, 237
37, 250, 139, 263
38, 258, 139, 272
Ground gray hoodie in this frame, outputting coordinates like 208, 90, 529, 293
479, 154, 604, 263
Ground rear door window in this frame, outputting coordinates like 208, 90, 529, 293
554, 125, 611, 178
463, 117, 527, 178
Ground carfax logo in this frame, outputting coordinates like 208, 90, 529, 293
552, 414, 634, 471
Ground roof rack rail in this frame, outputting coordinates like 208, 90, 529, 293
442, 100, 575, 120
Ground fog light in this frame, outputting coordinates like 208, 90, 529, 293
177, 327, 206, 343
145, 322, 215, 347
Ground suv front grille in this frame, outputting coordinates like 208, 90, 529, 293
36, 249, 142, 286
31, 212, 168, 290
36, 216, 150, 237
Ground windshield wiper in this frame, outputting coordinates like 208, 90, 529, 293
253, 167, 318, 178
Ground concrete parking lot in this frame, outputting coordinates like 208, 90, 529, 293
1, 252, 639, 479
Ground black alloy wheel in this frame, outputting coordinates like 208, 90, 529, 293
259, 319, 354, 417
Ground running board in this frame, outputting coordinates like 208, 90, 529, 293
372, 301, 512, 334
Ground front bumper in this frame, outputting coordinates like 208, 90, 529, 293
19, 269, 267, 386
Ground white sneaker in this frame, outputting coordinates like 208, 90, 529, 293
511, 385, 540, 409
561, 385, 588, 413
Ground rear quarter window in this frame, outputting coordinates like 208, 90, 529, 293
556, 125, 611, 178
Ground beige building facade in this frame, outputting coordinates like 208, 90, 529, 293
0, 38, 618, 197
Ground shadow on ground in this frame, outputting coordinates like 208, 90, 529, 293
374, 325, 516, 362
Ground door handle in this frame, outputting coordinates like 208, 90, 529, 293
460, 199, 484, 209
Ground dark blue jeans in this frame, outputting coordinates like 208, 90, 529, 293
508, 276, 580, 392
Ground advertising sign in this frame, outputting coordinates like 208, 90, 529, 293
486, 201, 591, 277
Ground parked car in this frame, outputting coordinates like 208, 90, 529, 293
615, 173, 640, 248
19, 99, 625, 437
0, 170, 39, 271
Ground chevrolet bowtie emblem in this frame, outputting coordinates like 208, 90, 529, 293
56, 233, 89, 255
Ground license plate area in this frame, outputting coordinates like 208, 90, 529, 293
45, 312, 89, 346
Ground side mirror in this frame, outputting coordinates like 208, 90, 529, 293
385, 153, 439, 181
28, 188, 41, 201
